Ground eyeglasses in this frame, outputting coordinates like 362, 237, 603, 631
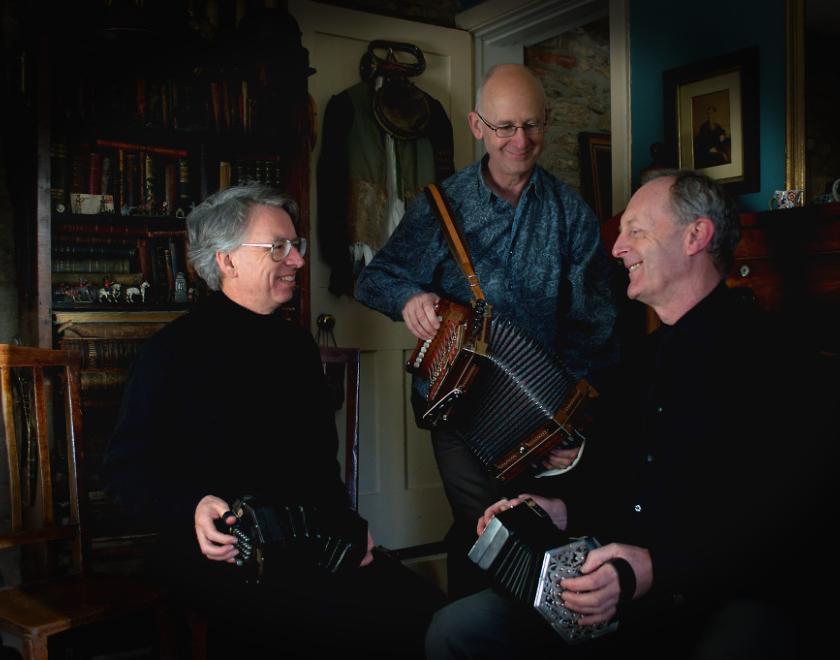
475, 111, 546, 138
239, 237, 307, 261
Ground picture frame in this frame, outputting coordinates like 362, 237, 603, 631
578, 132, 612, 221
662, 48, 759, 194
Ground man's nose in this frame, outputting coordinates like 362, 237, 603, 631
510, 127, 530, 147
611, 235, 626, 259
286, 247, 305, 267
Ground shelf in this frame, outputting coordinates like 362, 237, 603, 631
54, 309, 188, 324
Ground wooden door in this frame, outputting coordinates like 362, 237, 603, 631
290, 0, 472, 549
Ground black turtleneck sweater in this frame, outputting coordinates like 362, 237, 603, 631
104, 292, 349, 564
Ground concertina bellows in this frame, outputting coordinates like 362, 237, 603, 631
406, 184, 599, 482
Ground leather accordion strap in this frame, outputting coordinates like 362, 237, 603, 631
425, 183, 486, 302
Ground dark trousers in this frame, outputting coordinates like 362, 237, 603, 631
431, 427, 508, 600
425, 589, 797, 660
157, 547, 445, 659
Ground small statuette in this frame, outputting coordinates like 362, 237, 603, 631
174, 272, 188, 303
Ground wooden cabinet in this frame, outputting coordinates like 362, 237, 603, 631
726, 202, 840, 358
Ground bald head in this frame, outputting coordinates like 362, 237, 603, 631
476, 64, 546, 115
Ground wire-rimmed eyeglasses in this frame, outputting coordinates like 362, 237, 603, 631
475, 110, 546, 138
240, 237, 307, 261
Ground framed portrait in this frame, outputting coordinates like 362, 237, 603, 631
663, 48, 759, 194
578, 132, 612, 221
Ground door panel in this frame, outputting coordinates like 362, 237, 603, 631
290, 0, 471, 549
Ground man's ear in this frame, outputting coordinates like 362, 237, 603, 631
685, 217, 715, 256
467, 111, 484, 140
215, 250, 237, 278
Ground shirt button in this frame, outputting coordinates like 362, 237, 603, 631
634, 504, 642, 512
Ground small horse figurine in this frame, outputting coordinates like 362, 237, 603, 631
97, 282, 122, 303
126, 281, 150, 303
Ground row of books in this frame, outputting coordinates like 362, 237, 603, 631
51, 140, 192, 217
52, 140, 294, 216
51, 234, 193, 305
68, 75, 276, 136
60, 338, 149, 370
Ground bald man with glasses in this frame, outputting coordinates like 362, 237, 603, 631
355, 63, 619, 599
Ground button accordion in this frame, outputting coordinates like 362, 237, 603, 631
215, 496, 368, 583
468, 499, 618, 643
406, 298, 598, 481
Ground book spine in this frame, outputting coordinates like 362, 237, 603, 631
87, 151, 102, 195
219, 160, 231, 190
143, 153, 156, 213
51, 234, 137, 246
80, 369, 129, 393
62, 338, 147, 369
125, 153, 138, 209
164, 162, 177, 216
137, 238, 151, 282
95, 139, 189, 159
53, 257, 132, 273
177, 158, 191, 216
210, 81, 222, 132
100, 154, 112, 198
117, 148, 125, 211
51, 140, 69, 213
53, 243, 137, 258
136, 78, 146, 125
53, 222, 148, 238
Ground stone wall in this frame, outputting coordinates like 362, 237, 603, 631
526, 17, 610, 193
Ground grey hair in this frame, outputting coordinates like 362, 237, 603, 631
642, 169, 741, 275
186, 183, 300, 291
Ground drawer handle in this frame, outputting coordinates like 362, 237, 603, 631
739, 264, 750, 278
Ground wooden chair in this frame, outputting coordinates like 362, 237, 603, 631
0, 344, 163, 659
171, 345, 362, 659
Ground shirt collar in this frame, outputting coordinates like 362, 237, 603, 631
474, 154, 544, 203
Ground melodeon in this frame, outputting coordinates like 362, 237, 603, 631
215, 496, 368, 583
406, 298, 598, 481
468, 499, 618, 643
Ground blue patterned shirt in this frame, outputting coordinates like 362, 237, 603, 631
354, 156, 619, 384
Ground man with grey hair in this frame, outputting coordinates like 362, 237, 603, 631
425, 169, 824, 658
355, 63, 619, 599
104, 184, 443, 658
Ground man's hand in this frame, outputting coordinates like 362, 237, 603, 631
542, 445, 581, 471
476, 494, 568, 536
402, 292, 440, 340
194, 495, 238, 563
360, 531, 375, 567
559, 543, 652, 626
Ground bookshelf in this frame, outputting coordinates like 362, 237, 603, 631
26, 2, 315, 556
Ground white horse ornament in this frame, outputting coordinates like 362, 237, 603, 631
126, 281, 150, 303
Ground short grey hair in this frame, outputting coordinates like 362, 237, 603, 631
642, 169, 741, 275
186, 184, 300, 291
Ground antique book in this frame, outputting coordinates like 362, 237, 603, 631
50, 140, 69, 213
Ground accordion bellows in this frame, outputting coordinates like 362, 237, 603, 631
468, 499, 618, 643
407, 299, 598, 481
216, 496, 368, 583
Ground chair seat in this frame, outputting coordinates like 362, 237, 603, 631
0, 573, 164, 639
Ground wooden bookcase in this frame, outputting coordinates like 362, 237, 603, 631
25, 3, 314, 558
